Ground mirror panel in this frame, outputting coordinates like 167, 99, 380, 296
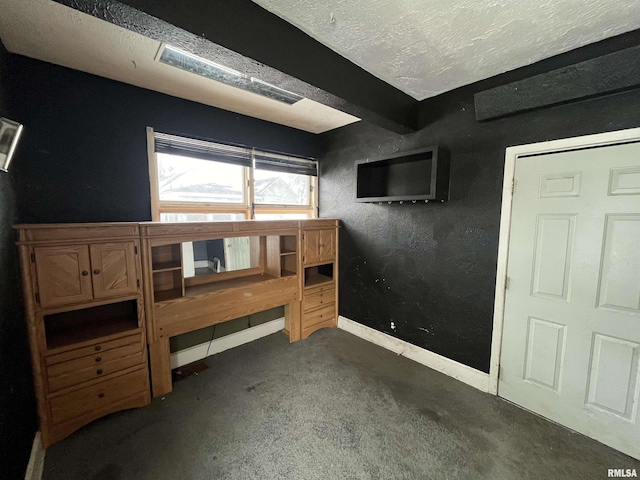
183, 237, 260, 278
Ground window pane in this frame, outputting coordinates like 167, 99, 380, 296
160, 213, 246, 222
254, 213, 310, 220
157, 153, 244, 204
254, 169, 309, 206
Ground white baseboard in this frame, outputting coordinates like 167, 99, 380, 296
170, 318, 285, 369
24, 431, 45, 480
338, 316, 490, 393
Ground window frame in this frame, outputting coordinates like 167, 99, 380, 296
147, 127, 318, 221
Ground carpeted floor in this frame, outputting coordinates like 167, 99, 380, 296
42, 328, 639, 480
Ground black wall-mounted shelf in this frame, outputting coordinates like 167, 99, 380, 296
355, 146, 449, 203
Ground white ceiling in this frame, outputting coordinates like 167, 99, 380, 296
253, 0, 640, 100
0, 0, 359, 134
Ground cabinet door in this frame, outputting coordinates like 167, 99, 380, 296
34, 246, 93, 308
302, 230, 321, 265
90, 242, 138, 299
319, 229, 336, 262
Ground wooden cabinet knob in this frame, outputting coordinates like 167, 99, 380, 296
98, 393, 105, 398
93, 269, 101, 275
95, 357, 102, 362
97, 369, 103, 375
94, 346, 101, 352
82, 271, 89, 276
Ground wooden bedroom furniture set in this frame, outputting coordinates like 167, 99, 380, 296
15, 219, 339, 447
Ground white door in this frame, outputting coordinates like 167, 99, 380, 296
499, 141, 640, 459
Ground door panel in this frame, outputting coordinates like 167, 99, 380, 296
34, 246, 93, 307
523, 317, 566, 392
597, 215, 640, 314
499, 141, 640, 459
320, 230, 336, 262
531, 214, 576, 301
609, 166, 640, 195
303, 230, 321, 265
90, 242, 138, 299
586, 334, 639, 420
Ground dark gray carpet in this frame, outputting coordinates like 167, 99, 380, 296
43, 328, 639, 480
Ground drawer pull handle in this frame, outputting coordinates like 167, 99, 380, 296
93, 269, 101, 275
98, 393, 105, 398
95, 346, 101, 352
95, 357, 102, 362
82, 271, 89, 276
97, 369, 103, 375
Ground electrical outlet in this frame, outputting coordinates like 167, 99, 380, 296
390, 321, 396, 331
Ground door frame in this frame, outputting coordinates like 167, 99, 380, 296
488, 126, 640, 395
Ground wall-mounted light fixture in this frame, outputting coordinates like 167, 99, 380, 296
0, 118, 23, 172
156, 44, 304, 105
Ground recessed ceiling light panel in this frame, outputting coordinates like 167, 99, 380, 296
157, 45, 303, 105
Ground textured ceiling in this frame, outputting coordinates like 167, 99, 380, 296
253, 0, 640, 100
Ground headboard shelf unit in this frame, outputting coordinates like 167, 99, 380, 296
138, 219, 338, 397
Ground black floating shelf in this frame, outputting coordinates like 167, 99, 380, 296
355, 146, 449, 203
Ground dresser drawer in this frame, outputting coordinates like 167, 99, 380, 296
45, 333, 142, 366
47, 344, 144, 392
304, 283, 336, 299
303, 286, 335, 312
49, 368, 147, 425
302, 303, 336, 329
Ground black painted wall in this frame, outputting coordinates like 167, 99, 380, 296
0, 50, 316, 477
319, 43, 640, 373
6, 54, 318, 224
0, 44, 37, 480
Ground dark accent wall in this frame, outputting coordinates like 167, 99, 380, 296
319, 45, 640, 372
6, 54, 318, 223
0, 44, 37, 480
0, 51, 315, 476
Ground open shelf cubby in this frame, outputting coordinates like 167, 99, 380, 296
281, 254, 297, 277
44, 300, 139, 351
304, 263, 334, 288
153, 270, 183, 302
280, 235, 297, 255
152, 244, 182, 271
355, 146, 449, 202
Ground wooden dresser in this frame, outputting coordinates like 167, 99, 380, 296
16, 219, 338, 447
15, 224, 150, 448
301, 226, 338, 339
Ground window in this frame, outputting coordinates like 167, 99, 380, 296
254, 169, 309, 206
147, 128, 317, 221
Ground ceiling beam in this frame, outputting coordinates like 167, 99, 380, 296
475, 44, 640, 121
55, 0, 418, 134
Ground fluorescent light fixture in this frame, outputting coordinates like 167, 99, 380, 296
157, 45, 303, 105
